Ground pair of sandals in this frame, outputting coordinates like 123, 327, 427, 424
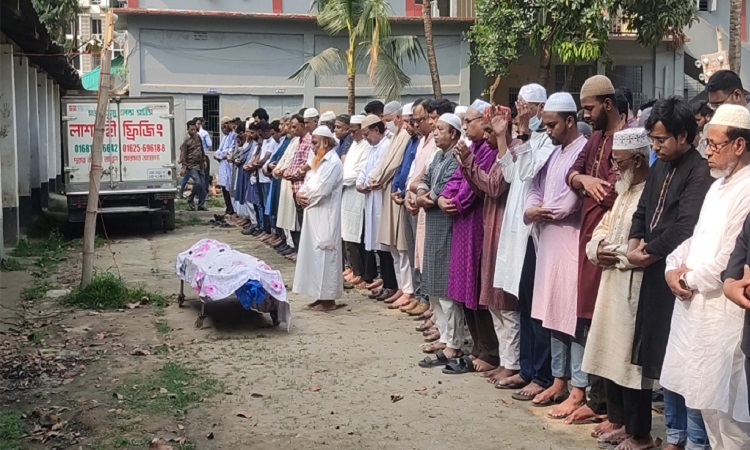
418, 351, 475, 375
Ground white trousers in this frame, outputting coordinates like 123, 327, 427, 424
490, 308, 521, 370
284, 229, 295, 248
390, 246, 414, 295
430, 296, 465, 350
702, 409, 750, 450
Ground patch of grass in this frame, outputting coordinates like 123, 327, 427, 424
155, 320, 170, 334
27, 215, 61, 239
0, 411, 26, 450
184, 215, 202, 226
154, 344, 170, 355
63, 271, 169, 310
28, 330, 46, 346
0, 257, 24, 271
205, 196, 225, 209
112, 362, 223, 419
175, 200, 190, 211
21, 281, 52, 301
11, 232, 66, 258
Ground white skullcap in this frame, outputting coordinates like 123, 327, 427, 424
384, 101, 402, 115
303, 108, 320, 119
710, 104, 750, 129
438, 113, 463, 132
361, 114, 382, 128
402, 102, 414, 116
350, 114, 365, 125
319, 111, 336, 122
612, 128, 650, 151
469, 99, 491, 114
454, 106, 468, 116
519, 83, 547, 103
544, 92, 578, 113
312, 125, 336, 140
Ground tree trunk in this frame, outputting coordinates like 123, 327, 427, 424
347, 73, 356, 115
729, 0, 742, 73
562, 63, 575, 91
489, 75, 502, 104
423, 1, 442, 98
538, 38, 552, 88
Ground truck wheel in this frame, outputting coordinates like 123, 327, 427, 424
163, 200, 176, 231
149, 211, 163, 230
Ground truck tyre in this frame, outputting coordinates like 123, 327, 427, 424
149, 211, 163, 230
163, 200, 176, 231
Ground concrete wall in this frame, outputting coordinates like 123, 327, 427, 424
126, 14, 473, 151
135, 0, 407, 15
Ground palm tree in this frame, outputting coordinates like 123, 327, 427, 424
422, 0, 442, 98
729, 0, 742, 73
291, 0, 425, 114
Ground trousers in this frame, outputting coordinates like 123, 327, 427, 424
403, 208, 427, 304
604, 379, 652, 437
490, 308, 521, 370
185, 168, 206, 206
377, 250, 398, 290
663, 388, 709, 449
464, 306, 499, 366
431, 296, 465, 350
701, 408, 750, 450
551, 325, 589, 389
221, 186, 234, 215
390, 247, 414, 295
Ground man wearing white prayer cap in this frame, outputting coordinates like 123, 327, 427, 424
489, 87, 556, 398
293, 123, 345, 312
564, 75, 627, 424
416, 110, 467, 362
368, 99, 417, 305
663, 103, 750, 448
526, 90, 591, 418
455, 105, 469, 119
303, 108, 320, 133
319, 110, 337, 131
581, 127, 652, 449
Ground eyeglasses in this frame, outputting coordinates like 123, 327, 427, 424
648, 135, 673, 147
464, 116, 481, 125
700, 138, 736, 152
609, 155, 637, 168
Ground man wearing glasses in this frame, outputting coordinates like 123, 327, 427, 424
706, 70, 748, 111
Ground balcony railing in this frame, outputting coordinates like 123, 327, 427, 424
609, 10, 637, 36
428, 0, 476, 18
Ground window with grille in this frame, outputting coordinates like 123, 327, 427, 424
202, 95, 221, 151
606, 65, 644, 111
91, 19, 102, 35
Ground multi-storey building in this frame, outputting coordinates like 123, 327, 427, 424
66, 0, 127, 74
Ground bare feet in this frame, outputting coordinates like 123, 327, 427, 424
399, 299, 420, 312
563, 403, 606, 424
407, 303, 429, 316
443, 347, 461, 359
309, 300, 336, 312
383, 289, 403, 304
615, 436, 656, 450
494, 372, 524, 385
480, 366, 504, 379
592, 420, 619, 438
488, 368, 518, 384
365, 279, 383, 290
343, 268, 352, 277
422, 341, 446, 353
597, 426, 627, 446
389, 294, 414, 308
348, 276, 362, 285
515, 381, 545, 399
472, 359, 496, 372
423, 330, 440, 342
416, 319, 434, 331
532, 378, 569, 405
549, 387, 586, 419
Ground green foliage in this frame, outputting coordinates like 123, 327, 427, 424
11, 232, 65, 258
21, 281, 52, 301
613, 0, 698, 47
0, 257, 24, 272
0, 411, 26, 450
531, 0, 611, 64
64, 271, 169, 309
468, 0, 532, 79
292, 0, 425, 102
31, 0, 79, 44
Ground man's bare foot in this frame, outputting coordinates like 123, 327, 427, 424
443, 347, 461, 358
422, 341, 446, 353
389, 294, 414, 308
310, 300, 336, 312
592, 420, 618, 437
488, 368, 518, 384
532, 378, 568, 405
480, 366, 504, 378
407, 303, 429, 316
514, 381, 545, 399
349, 276, 362, 285
472, 359, 496, 372
549, 387, 586, 419
365, 279, 383, 290
423, 330, 440, 342
596, 425, 626, 445
356, 281, 368, 289
615, 436, 656, 450
399, 299, 420, 312
563, 403, 606, 424
343, 268, 352, 277
494, 372, 523, 385
383, 289, 403, 304
307, 300, 321, 309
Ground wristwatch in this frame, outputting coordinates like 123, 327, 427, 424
517, 132, 530, 142
678, 271, 691, 290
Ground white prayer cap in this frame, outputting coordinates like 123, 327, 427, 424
402, 102, 414, 116
454, 106, 468, 117
469, 99, 491, 114
361, 114, 382, 128
519, 83, 547, 103
350, 114, 365, 125
303, 108, 320, 119
543, 92, 578, 113
438, 113, 463, 132
220, 116, 232, 125
312, 125, 336, 140
710, 104, 750, 129
319, 110, 336, 123
384, 101, 402, 115
612, 128, 650, 151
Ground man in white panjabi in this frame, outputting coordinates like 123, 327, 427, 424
582, 128, 653, 450
661, 104, 750, 449
292, 126, 345, 312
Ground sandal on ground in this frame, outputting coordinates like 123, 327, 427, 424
531, 391, 570, 407
441, 355, 473, 375
418, 349, 451, 368
511, 390, 538, 401
495, 380, 528, 390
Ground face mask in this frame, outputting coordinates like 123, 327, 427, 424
529, 114, 542, 132
386, 121, 397, 135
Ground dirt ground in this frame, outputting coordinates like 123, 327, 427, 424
0, 205, 667, 450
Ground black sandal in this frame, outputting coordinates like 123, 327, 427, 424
441, 355, 474, 375
418, 349, 450, 368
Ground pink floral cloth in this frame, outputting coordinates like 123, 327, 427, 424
175, 239, 290, 328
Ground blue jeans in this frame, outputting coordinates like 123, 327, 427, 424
663, 388, 709, 449
518, 237, 553, 388
185, 168, 206, 206
551, 327, 589, 389
178, 173, 190, 196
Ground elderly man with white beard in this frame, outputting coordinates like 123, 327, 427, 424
661, 104, 750, 449
581, 128, 653, 450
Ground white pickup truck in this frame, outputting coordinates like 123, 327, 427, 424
62, 97, 177, 230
